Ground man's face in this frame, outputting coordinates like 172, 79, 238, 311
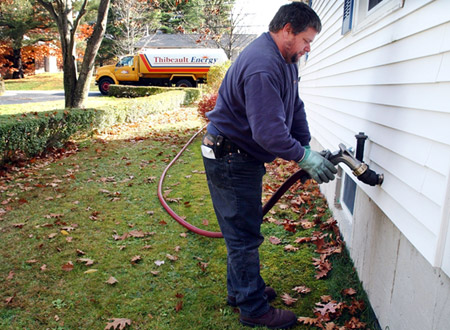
283, 26, 317, 64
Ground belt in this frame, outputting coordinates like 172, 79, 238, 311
203, 133, 249, 157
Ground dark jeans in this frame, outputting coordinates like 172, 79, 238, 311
203, 151, 270, 318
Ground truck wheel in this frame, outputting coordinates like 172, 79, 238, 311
98, 77, 114, 95
175, 79, 193, 88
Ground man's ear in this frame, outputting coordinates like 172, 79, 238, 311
282, 23, 293, 35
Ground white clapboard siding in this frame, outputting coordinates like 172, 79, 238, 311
300, 0, 450, 267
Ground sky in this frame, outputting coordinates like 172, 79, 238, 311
233, 0, 291, 34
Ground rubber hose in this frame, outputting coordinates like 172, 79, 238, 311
158, 125, 312, 238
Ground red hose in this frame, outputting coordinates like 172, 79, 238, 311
157, 125, 223, 238
157, 125, 311, 238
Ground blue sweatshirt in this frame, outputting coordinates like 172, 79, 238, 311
206, 32, 311, 163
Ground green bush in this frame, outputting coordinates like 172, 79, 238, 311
0, 109, 99, 164
206, 60, 231, 94
108, 85, 201, 105
0, 89, 201, 165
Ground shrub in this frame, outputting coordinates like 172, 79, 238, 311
108, 85, 201, 105
0, 109, 99, 165
0, 89, 200, 165
197, 93, 217, 123
206, 60, 231, 94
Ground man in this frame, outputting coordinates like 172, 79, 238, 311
201, 2, 336, 329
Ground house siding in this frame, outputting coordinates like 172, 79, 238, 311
300, 0, 450, 328
300, 0, 450, 265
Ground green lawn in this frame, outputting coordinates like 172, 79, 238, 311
0, 82, 378, 329
3, 72, 97, 91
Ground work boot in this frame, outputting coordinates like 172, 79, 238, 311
240, 306, 297, 329
227, 287, 277, 307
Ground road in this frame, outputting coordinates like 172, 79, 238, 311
0, 90, 102, 105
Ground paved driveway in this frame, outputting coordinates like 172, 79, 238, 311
0, 90, 102, 105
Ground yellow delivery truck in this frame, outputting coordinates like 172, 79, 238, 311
95, 48, 228, 95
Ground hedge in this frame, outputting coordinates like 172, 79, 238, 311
108, 85, 201, 105
0, 89, 201, 165
0, 108, 99, 164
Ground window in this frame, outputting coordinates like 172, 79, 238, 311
341, 0, 403, 34
342, 173, 357, 215
368, 0, 384, 11
116, 56, 134, 67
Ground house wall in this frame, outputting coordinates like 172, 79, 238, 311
300, 0, 450, 329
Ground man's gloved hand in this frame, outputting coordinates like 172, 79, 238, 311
298, 148, 337, 184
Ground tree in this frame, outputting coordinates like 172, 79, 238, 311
0, 0, 55, 78
110, 0, 161, 56
36, 0, 111, 108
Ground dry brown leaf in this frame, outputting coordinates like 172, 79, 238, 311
166, 254, 178, 261
284, 244, 299, 252
77, 258, 95, 266
297, 316, 318, 325
292, 285, 311, 295
342, 287, 357, 296
62, 261, 74, 272
106, 276, 118, 285
104, 318, 132, 330
6, 271, 14, 280
131, 256, 142, 264
281, 293, 298, 306
269, 236, 281, 245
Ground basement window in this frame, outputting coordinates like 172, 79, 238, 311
342, 173, 357, 215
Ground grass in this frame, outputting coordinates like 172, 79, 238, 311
0, 77, 378, 329
3, 72, 97, 92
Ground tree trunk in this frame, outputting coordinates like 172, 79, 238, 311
12, 48, 24, 79
72, 0, 111, 108
37, 0, 111, 108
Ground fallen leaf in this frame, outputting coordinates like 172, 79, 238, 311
104, 318, 132, 330
6, 271, 14, 280
5, 296, 14, 305
84, 269, 98, 274
150, 271, 159, 276
62, 261, 74, 272
297, 316, 318, 325
342, 288, 357, 296
269, 236, 281, 245
292, 286, 311, 295
166, 254, 178, 261
106, 276, 118, 285
284, 244, 299, 252
77, 258, 95, 266
281, 293, 298, 306
198, 261, 208, 272
40, 264, 47, 271
131, 256, 142, 264
175, 300, 183, 312
344, 316, 366, 329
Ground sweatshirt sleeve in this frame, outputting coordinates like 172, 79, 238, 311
244, 72, 305, 162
